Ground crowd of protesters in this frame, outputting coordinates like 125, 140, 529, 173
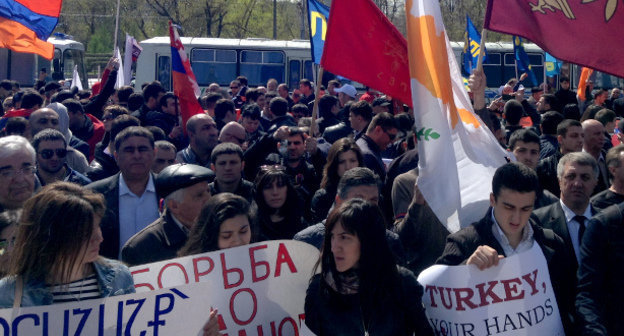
0, 54, 622, 335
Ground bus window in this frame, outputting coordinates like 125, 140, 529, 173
62, 48, 85, 84
289, 60, 300, 90
304, 60, 314, 82
240, 50, 285, 86
190, 48, 236, 86
157, 55, 171, 91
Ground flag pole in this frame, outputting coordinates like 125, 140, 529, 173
543, 60, 547, 94
309, 66, 324, 137
113, 0, 121, 52
476, 29, 487, 71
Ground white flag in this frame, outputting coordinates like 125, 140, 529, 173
70, 64, 83, 90
114, 46, 125, 89
406, 0, 510, 233
123, 34, 140, 84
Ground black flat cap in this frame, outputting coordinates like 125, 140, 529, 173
372, 97, 391, 107
155, 163, 215, 199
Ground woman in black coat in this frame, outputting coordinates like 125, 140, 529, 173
304, 198, 433, 335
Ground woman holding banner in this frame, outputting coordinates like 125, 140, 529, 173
0, 182, 135, 308
304, 198, 433, 335
178, 192, 253, 255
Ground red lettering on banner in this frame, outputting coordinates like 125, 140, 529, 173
425, 285, 438, 307
222, 253, 244, 289
475, 281, 504, 307
278, 317, 298, 335
298, 313, 305, 327
250, 244, 270, 282
522, 269, 539, 295
274, 243, 297, 277
453, 287, 478, 311
193, 256, 215, 282
157, 262, 189, 289
501, 278, 525, 301
131, 267, 155, 291
229, 288, 258, 325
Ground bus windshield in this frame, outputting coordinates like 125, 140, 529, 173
63, 48, 85, 81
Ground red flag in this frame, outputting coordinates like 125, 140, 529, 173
320, 0, 412, 107
168, 21, 204, 131
485, 0, 624, 78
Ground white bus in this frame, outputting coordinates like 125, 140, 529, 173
0, 33, 88, 88
135, 37, 622, 96
135, 37, 315, 92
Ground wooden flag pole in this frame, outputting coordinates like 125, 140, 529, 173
309, 66, 324, 137
113, 0, 121, 52
476, 29, 487, 72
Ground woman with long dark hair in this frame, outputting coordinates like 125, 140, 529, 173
178, 193, 253, 256
305, 199, 432, 335
253, 166, 305, 241
0, 182, 135, 308
311, 138, 363, 222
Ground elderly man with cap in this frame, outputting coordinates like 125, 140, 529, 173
121, 163, 215, 266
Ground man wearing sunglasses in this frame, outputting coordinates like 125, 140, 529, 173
32, 129, 91, 187
356, 112, 398, 183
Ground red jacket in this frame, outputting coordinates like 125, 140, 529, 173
85, 113, 105, 161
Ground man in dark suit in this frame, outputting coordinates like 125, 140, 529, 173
534, 152, 598, 270
356, 112, 398, 184
87, 126, 160, 259
537, 119, 584, 197
121, 164, 215, 266
576, 202, 624, 335
437, 162, 577, 335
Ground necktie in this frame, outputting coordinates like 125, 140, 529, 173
574, 215, 586, 245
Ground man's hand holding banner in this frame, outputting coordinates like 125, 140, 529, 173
417, 244, 565, 336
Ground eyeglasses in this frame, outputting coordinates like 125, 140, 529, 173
39, 148, 67, 159
259, 164, 286, 172
382, 128, 397, 141
102, 114, 115, 121
0, 166, 36, 180
230, 86, 239, 89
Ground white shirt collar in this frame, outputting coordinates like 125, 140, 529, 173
119, 173, 156, 197
559, 200, 592, 223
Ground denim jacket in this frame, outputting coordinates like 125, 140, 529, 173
0, 258, 135, 308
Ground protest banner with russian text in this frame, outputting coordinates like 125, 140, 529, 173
130, 240, 319, 334
417, 244, 564, 336
0, 240, 319, 335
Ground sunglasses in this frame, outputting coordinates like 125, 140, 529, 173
383, 128, 397, 141
39, 148, 67, 159
230, 86, 239, 89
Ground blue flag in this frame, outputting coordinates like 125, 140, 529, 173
512, 36, 538, 86
307, 0, 330, 65
463, 15, 486, 75
544, 52, 562, 77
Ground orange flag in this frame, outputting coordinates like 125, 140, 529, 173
577, 67, 593, 102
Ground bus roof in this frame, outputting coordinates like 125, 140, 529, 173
449, 41, 544, 53
140, 36, 311, 50
48, 37, 85, 51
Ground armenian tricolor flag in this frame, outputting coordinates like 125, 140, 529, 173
169, 21, 204, 131
0, 0, 62, 59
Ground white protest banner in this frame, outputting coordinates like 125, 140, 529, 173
0, 282, 213, 335
417, 244, 564, 336
130, 240, 320, 335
